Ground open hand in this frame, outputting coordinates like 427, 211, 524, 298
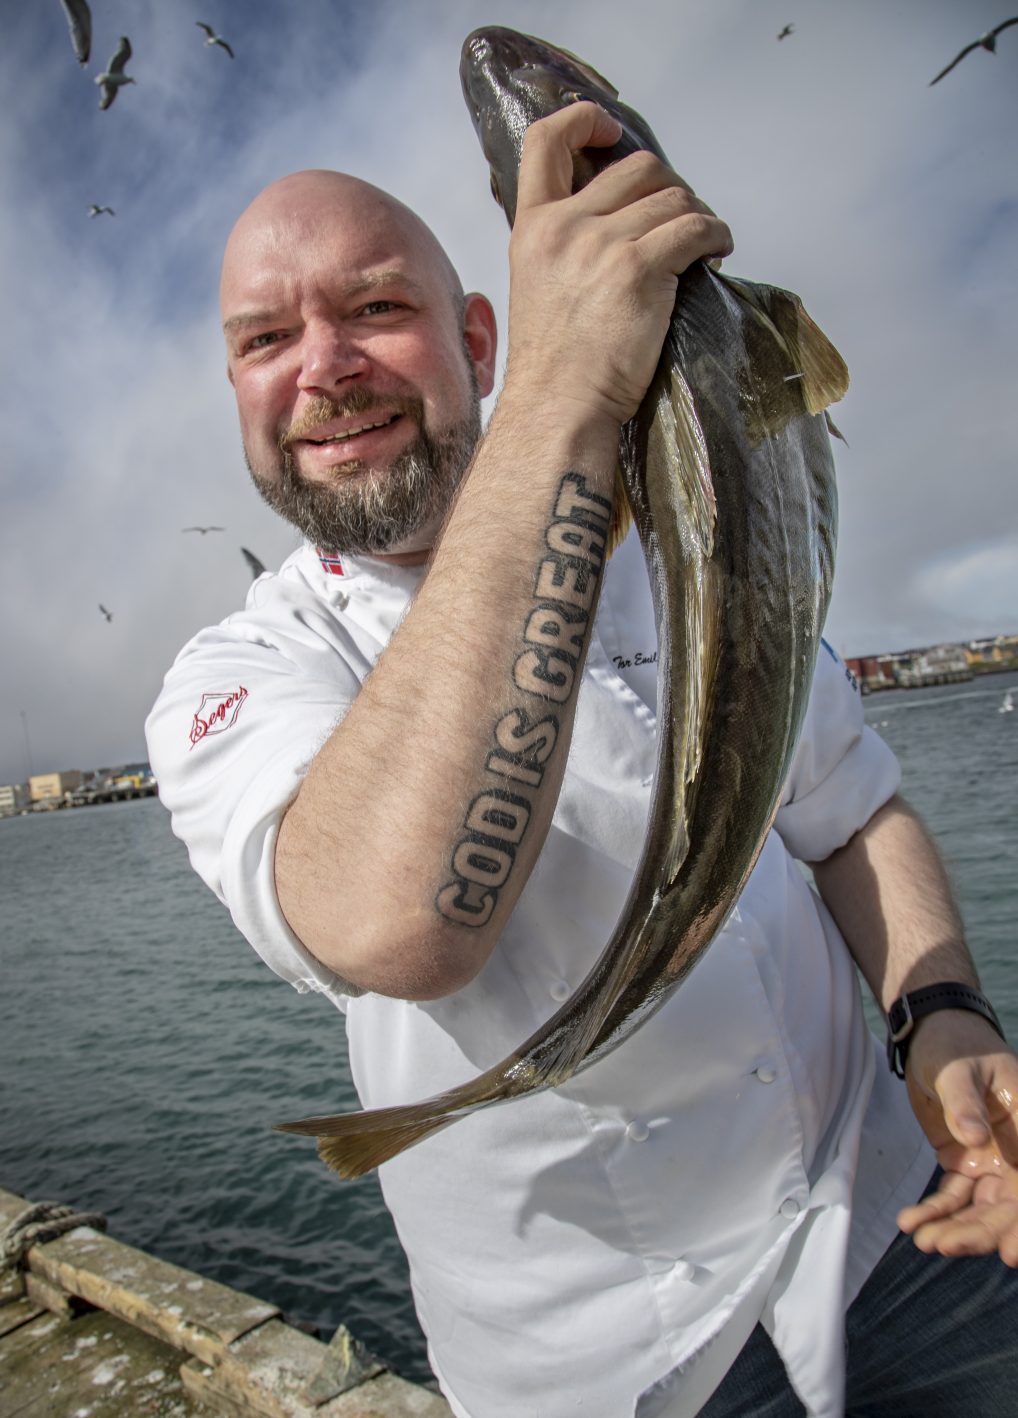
897, 1010, 1018, 1266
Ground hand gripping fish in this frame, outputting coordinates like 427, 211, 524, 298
276, 26, 848, 1178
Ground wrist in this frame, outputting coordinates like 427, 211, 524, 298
886, 982, 1005, 1078
489, 378, 623, 470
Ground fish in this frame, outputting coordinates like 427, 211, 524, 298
275, 25, 848, 1178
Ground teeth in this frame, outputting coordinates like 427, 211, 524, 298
311, 417, 395, 444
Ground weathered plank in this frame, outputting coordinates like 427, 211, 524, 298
0, 1296, 45, 1340
25, 1228, 278, 1365
2, 1186, 449, 1417
0, 1305, 210, 1416
24, 1271, 87, 1319
182, 1321, 451, 1418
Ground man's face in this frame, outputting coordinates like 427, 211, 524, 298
221, 177, 493, 561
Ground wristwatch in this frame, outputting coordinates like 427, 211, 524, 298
886, 982, 1005, 1078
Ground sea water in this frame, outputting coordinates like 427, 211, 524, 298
1, 669, 1015, 1383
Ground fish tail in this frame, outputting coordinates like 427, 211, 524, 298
275, 1097, 466, 1179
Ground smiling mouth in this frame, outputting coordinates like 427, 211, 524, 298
305, 414, 401, 445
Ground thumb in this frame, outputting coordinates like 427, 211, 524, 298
934, 1061, 993, 1148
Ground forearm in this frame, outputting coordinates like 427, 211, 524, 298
275, 394, 619, 998
809, 793, 978, 1012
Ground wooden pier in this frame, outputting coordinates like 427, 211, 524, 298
0, 1186, 450, 1416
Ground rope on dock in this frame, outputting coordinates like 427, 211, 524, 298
0, 1200, 107, 1270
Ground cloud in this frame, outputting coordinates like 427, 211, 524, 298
1, 0, 1015, 782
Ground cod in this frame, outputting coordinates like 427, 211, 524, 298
276, 26, 848, 1178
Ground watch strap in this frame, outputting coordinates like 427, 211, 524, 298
886, 982, 1005, 1078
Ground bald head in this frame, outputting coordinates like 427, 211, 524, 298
217, 167, 498, 563
221, 169, 464, 323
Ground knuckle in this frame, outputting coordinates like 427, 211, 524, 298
682, 210, 714, 241
624, 149, 664, 182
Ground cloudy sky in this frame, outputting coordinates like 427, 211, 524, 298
1, 0, 1015, 785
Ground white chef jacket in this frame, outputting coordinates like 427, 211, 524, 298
145, 530, 933, 1418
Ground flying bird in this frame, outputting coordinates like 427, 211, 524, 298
196, 22, 234, 58
59, 0, 91, 65
95, 36, 135, 110
241, 547, 267, 579
777, 24, 794, 41
182, 525, 225, 534
88, 205, 114, 217
930, 17, 1018, 84
98, 604, 113, 622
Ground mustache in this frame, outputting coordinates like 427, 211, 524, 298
280, 390, 424, 449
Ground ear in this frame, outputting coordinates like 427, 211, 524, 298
462, 293, 498, 398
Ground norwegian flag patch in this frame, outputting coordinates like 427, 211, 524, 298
189, 686, 249, 748
318, 549, 346, 576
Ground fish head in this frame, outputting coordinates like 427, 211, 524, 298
460, 26, 666, 226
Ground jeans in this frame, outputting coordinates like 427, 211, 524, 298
699, 1173, 1018, 1417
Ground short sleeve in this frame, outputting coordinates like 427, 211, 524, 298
144, 612, 366, 1004
773, 641, 901, 863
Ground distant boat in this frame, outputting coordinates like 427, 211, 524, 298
1000, 691, 1014, 714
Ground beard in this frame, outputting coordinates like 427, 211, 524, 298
247, 381, 482, 557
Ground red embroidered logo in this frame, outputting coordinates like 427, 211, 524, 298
189, 686, 249, 748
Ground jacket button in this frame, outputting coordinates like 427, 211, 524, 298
549, 980, 570, 1001
625, 1120, 650, 1142
673, 1259, 695, 1282
780, 1197, 801, 1219
754, 1066, 777, 1084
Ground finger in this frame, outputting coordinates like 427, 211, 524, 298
897, 1170, 973, 1234
516, 102, 623, 212
910, 1200, 1018, 1259
573, 148, 698, 216
637, 207, 735, 278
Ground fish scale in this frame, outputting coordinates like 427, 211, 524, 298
274, 26, 847, 1178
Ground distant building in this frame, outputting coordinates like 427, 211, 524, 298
895, 644, 970, 689
0, 783, 26, 813
844, 655, 896, 694
29, 770, 83, 804
845, 643, 973, 692
965, 635, 1018, 669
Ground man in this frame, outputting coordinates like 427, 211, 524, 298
147, 104, 1018, 1417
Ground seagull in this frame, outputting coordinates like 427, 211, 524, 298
59, 0, 91, 65
930, 17, 1018, 84
182, 525, 225, 534
777, 24, 794, 41
196, 22, 234, 58
95, 36, 135, 110
88, 204, 114, 217
241, 547, 267, 579
98, 604, 113, 622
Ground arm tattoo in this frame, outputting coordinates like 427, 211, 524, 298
436, 472, 610, 928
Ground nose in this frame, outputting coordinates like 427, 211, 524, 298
296, 318, 370, 394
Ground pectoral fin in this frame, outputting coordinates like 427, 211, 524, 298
718, 271, 850, 421
639, 355, 720, 888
